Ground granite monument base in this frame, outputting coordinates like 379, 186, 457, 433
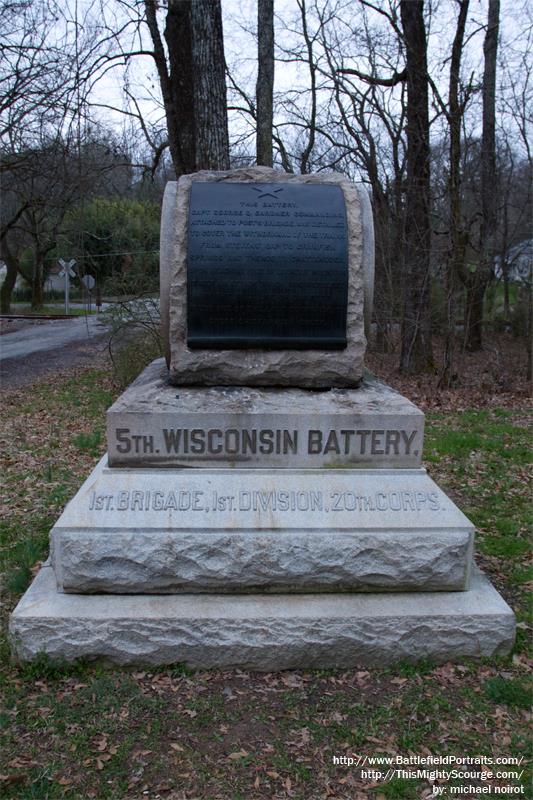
106, 359, 425, 469
10, 565, 515, 668
49, 456, 474, 594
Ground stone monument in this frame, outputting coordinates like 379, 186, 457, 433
10, 167, 515, 668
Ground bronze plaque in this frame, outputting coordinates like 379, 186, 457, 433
187, 182, 348, 349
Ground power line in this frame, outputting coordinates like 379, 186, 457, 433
45, 249, 159, 262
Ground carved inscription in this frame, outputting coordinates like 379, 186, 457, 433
88, 489, 441, 513
113, 426, 421, 459
187, 182, 348, 349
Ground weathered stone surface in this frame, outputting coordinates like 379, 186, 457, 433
356, 183, 375, 333
50, 455, 472, 536
50, 455, 473, 593
53, 529, 473, 594
10, 565, 515, 668
161, 167, 369, 388
107, 359, 424, 469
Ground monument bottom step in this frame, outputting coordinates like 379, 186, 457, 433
10, 565, 514, 670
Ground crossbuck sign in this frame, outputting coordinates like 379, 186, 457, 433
58, 258, 77, 314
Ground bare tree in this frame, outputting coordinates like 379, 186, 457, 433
1, 127, 134, 311
0, 2, 74, 143
256, 0, 274, 166
0, 1, 99, 310
397, 0, 433, 373
144, 0, 195, 175
1, 140, 74, 309
317, 1, 407, 351
332, 0, 432, 371
436, 0, 470, 388
461, 0, 500, 351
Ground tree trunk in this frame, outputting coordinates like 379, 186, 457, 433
373, 240, 391, 352
31, 251, 45, 310
147, 0, 230, 175
439, 0, 469, 388
145, 0, 191, 176
298, 0, 317, 174
527, 284, 532, 382
399, 0, 433, 374
0, 243, 18, 314
256, 0, 274, 167
463, 0, 500, 351
503, 265, 510, 320
190, 0, 230, 170
372, 191, 397, 353
164, 0, 196, 175
464, 281, 485, 352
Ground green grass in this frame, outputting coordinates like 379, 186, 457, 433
0, 367, 112, 597
483, 535, 530, 558
425, 410, 532, 465
425, 407, 532, 606
5, 539, 48, 594
9, 304, 98, 316
484, 676, 532, 709
381, 777, 421, 799
73, 429, 102, 455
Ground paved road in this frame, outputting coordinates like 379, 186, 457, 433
0, 314, 112, 389
0, 315, 109, 361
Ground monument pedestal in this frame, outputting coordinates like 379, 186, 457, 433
9, 362, 515, 668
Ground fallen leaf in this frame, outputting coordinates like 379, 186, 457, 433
227, 750, 248, 760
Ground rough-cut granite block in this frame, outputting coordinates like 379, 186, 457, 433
9, 565, 515, 668
52, 529, 473, 594
160, 167, 372, 388
106, 360, 425, 469
49, 455, 473, 594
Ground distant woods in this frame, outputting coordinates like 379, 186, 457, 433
0, 0, 530, 378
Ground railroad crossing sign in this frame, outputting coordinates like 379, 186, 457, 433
58, 259, 76, 279
58, 258, 77, 314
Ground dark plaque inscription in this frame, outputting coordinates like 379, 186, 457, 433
187, 182, 348, 349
